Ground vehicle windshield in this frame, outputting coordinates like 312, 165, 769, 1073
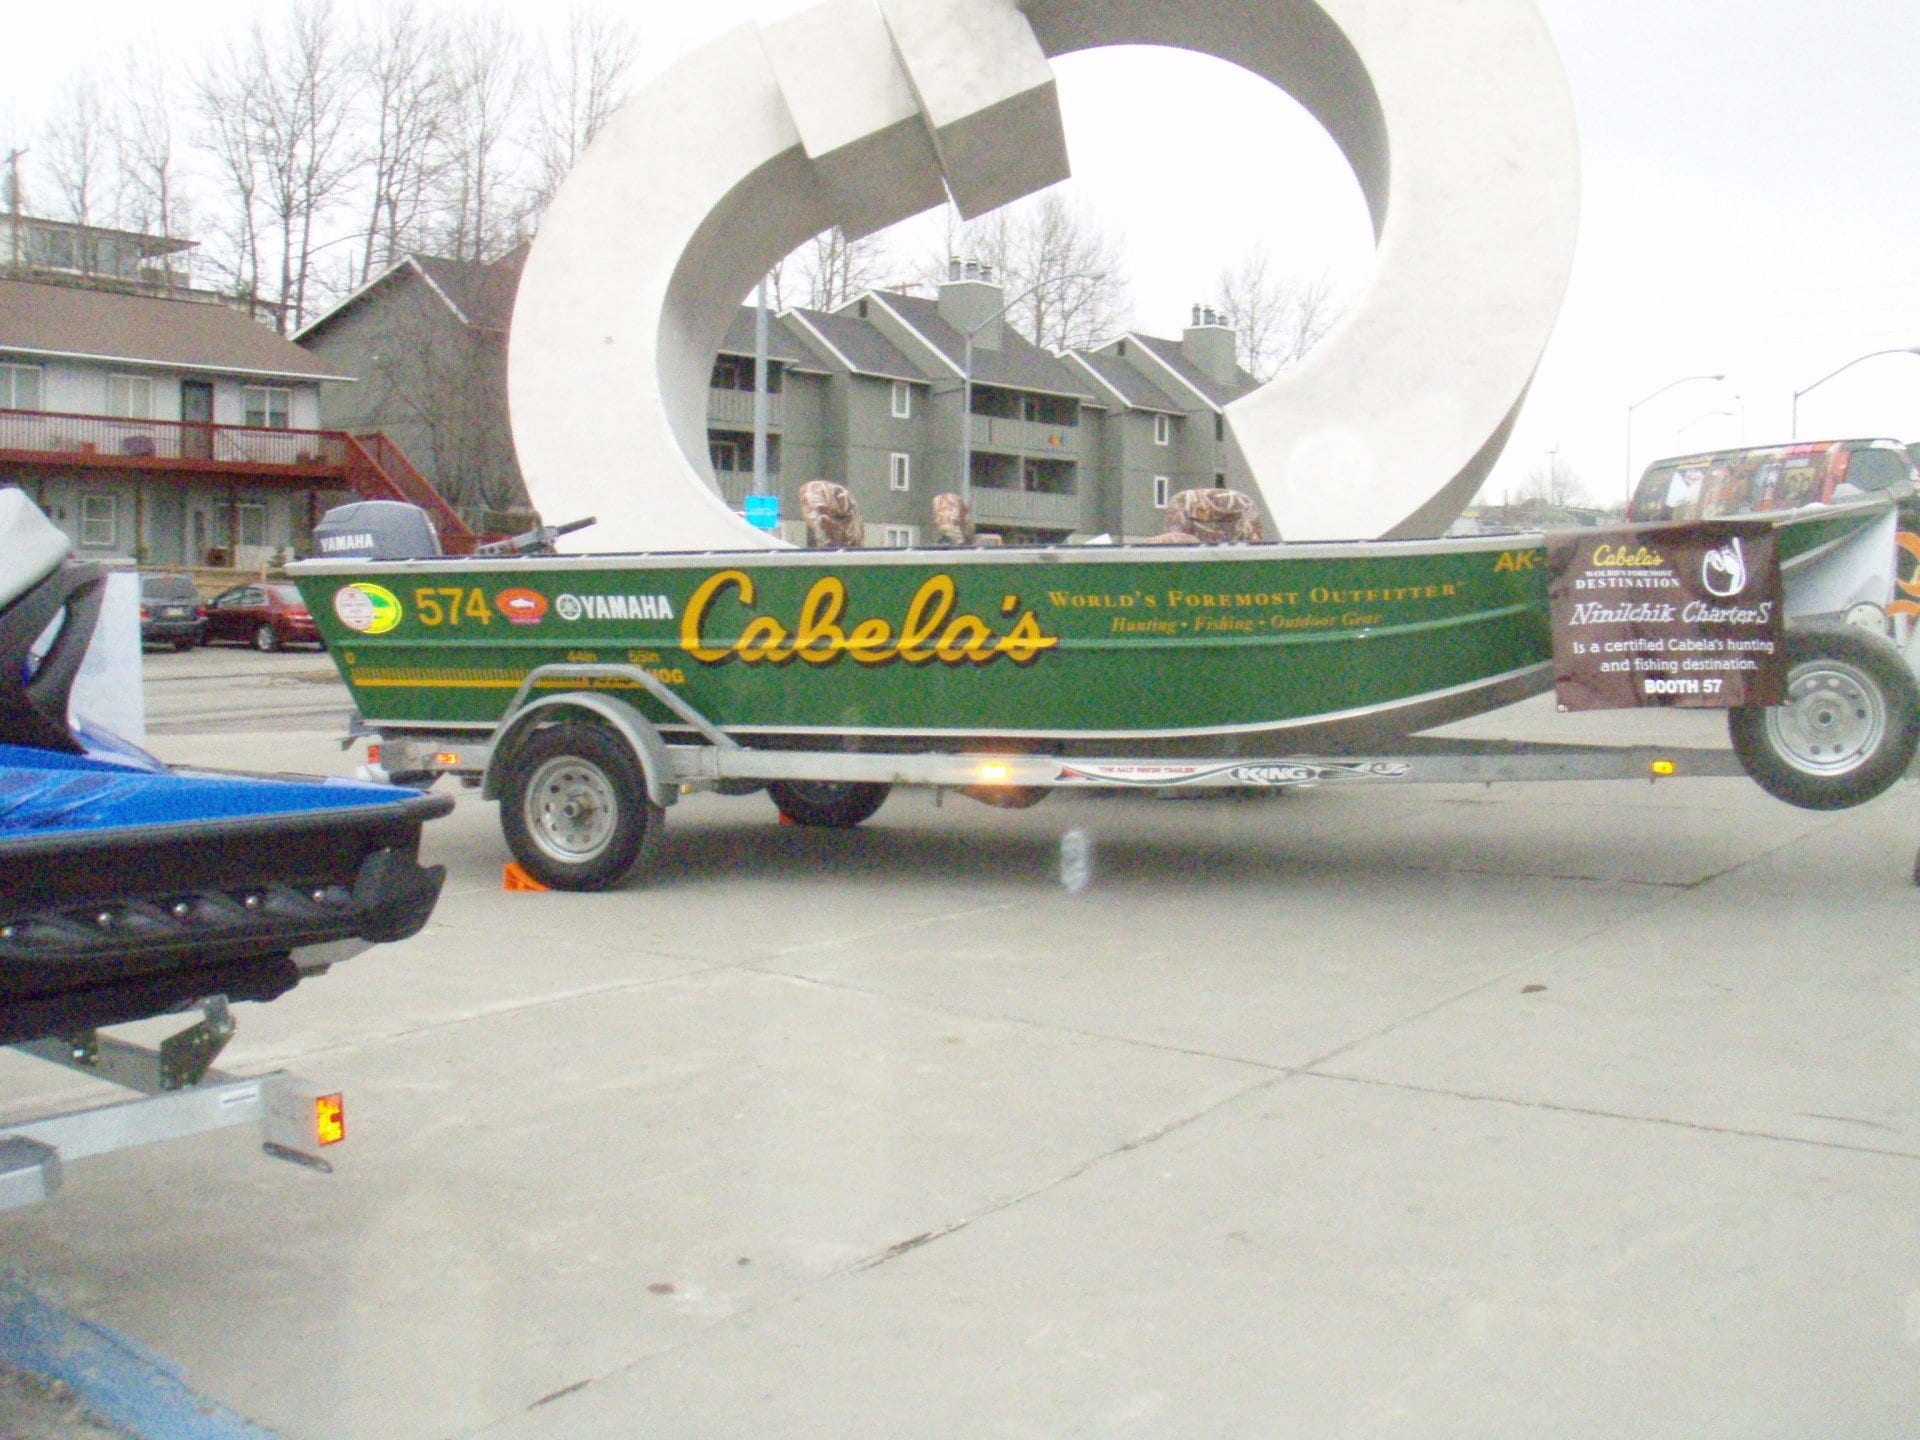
267, 584, 306, 605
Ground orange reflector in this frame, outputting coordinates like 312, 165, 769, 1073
315, 1093, 345, 1146
367, 743, 382, 764
503, 862, 550, 892
434, 751, 460, 767
1650, 759, 1676, 776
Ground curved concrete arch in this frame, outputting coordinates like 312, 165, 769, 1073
508, 0, 1578, 550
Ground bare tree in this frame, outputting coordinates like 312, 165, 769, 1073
528, 4, 639, 213
435, 11, 526, 262
258, 0, 361, 330
778, 226, 895, 311
40, 72, 109, 225
113, 50, 191, 275
352, 272, 522, 511
196, 1, 360, 330
1211, 244, 1341, 381
354, 0, 452, 282
934, 189, 1130, 350
1512, 451, 1590, 508
195, 45, 267, 314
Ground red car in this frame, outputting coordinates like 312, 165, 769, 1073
202, 582, 323, 651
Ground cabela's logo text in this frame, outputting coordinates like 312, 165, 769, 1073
681, 570, 1058, 668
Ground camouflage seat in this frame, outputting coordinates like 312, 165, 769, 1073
1153, 488, 1264, 544
798, 480, 865, 548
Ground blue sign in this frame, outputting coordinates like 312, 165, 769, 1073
744, 494, 780, 530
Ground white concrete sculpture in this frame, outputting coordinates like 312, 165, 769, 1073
508, 0, 1579, 550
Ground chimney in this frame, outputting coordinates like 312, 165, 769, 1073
1183, 304, 1238, 385
938, 256, 1006, 350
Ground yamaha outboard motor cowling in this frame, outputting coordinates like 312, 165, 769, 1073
312, 501, 443, 561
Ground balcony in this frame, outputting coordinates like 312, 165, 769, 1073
968, 415, 1078, 457
715, 470, 782, 506
970, 485, 1080, 531
0, 407, 476, 551
707, 389, 784, 427
0, 408, 351, 474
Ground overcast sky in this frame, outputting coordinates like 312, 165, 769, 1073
6, 0, 1919, 512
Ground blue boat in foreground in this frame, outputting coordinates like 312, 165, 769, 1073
0, 491, 450, 1046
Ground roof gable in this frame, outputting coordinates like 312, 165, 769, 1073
294, 246, 526, 342
0, 279, 351, 383
866, 291, 1101, 402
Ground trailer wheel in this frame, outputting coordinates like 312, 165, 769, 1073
500, 721, 659, 889
767, 779, 890, 828
1729, 626, 1920, 810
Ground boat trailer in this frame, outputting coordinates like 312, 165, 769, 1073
0, 997, 347, 1211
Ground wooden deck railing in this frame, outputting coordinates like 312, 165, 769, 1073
0, 406, 477, 552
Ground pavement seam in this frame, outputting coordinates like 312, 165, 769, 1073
1297, 1070, 1920, 1161
457, 1064, 1299, 1439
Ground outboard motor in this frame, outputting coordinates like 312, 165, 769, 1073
312, 500, 443, 561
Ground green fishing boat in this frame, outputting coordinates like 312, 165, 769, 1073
296, 501, 1878, 748
289, 495, 1919, 890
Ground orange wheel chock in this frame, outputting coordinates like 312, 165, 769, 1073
503, 862, 550, 892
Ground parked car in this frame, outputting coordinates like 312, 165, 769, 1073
203, 582, 322, 651
137, 572, 206, 651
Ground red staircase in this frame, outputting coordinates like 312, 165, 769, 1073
344, 434, 479, 555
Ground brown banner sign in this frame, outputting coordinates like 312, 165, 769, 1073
1549, 522, 1785, 710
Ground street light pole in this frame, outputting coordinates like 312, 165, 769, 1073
1624, 372, 1723, 508
1790, 347, 1920, 439
961, 327, 974, 509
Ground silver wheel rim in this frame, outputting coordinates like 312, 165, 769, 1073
524, 755, 618, 863
1764, 658, 1887, 777
255, 625, 274, 650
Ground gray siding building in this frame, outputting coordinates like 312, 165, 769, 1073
706, 276, 1263, 546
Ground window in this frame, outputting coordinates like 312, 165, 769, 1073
890, 452, 911, 492
212, 504, 268, 549
79, 494, 116, 549
1153, 413, 1172, 446
0, 363, 42, 409
243, 385, 291, 429
1215, 414, 1225, 442
106, 373, 154, 419
1153, 475, 1171, 508
884, 525, 917, 548
891, 380, 912, 419
709, 432, 778, 474
708, 355, 782, 393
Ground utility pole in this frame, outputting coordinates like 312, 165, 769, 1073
3, 148, 26, 273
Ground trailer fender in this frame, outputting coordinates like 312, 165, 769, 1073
483, 693, 678, 810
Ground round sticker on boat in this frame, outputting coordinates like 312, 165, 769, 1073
334, 583, 402, 635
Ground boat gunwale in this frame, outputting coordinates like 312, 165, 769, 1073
288, 497, 1896, 578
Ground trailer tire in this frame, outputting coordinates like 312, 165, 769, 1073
1729, 626, 1920, 811
767, 779, 890, 828
500, 721, 659, 889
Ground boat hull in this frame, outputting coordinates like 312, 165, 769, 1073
292, 508, 1884, 749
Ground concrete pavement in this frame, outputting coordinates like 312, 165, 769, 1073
3, 699, 1919, 1438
